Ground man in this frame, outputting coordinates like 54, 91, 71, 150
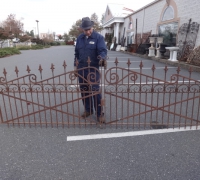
74, 17, 107, 123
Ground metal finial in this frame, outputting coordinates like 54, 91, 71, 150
26, 65, 31, 73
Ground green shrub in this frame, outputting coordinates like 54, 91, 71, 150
44, 45, 51, 48
17, 46, 31, 50
31, 44, 44, 50
60, 42, 66, 45
50, 41, 61, 46
0, 47, 21, 58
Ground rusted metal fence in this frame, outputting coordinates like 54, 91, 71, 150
0, 59, 200, 129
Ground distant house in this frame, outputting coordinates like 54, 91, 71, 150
40, 33, 54, 40
101, 4, 134, 44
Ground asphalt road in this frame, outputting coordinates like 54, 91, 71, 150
0, 46, 200, 180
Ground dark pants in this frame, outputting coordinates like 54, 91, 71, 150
78, 67, 102, 117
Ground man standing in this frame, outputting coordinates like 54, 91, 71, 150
74, 17, 107, 123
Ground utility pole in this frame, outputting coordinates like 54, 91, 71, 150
36, 20, 39, 38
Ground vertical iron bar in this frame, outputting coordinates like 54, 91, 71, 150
179, 91, 184, 128
76, 71, 81, 128
196, 92, 200, 129
167, 90, 171, 127
30, 86, 37, 127
139, 62, 144, 129
13, 91, 20, 127
173, 83, 178, 129
72, 86, 75, 128
115, 59, 118, 128
41, 84, 47, 128
47, 81, 53, 127
17, 79, 25, 126
8, 91, 14, 127
163, 66, 168, 128
52, 73, 58, 128
150, 65, 155, 129
59, 89, 64, 128
190, 90, 195, 128
36, 90, 42, 127
24, 90, 31, 127
101, 60, 107, 127
126, 67, 128, 129
0, 106, 3, 123
185, 69, 192, 128
64, 68, 70, 128
2, 92, 9, 125
23, 77, 31, 127
122, 65, 124, 128
66, 87, 69, 128
156, 91, 159, 125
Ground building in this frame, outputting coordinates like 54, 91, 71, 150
102, 4, 134, 44
101, 0, 200, 50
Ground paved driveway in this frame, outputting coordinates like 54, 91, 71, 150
0, 46, 200, 180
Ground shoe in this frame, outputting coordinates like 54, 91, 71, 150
81, 111, 93, 118
97, 115, 105, 123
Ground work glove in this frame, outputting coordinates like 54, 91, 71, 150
74, 66, 78, 77
98, 55, 108, 69
99, 59, 107, 69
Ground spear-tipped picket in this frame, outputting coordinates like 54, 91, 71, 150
151, 64, 156, 72
127, 59, 131, 68
164, 65, 168, 73
188, 66, 193, 74
26, 65, 31, 74
75, 58, 79, 68
50, 63, 55, 73
176, 66, 181, 74
15, 66, 19, 77
139, 61, 143, 69
87, 56, 91, 67
63, 60, 67, 71
3, 68, 7, 77
38, 64, 43, 79
114, 58, 118, 66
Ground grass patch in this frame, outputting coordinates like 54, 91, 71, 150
0, 47, 21, 58
16, 44, 51, 50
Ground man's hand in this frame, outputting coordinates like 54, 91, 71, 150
99, 59, 107, 69
74, 66, 78, 77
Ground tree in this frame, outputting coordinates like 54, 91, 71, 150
90, 13, 102, 32
100, 13, 105, 25
58, 35, 62, 40
19, 35, 31, 42
63, 33, 70, 42
68, 19, 82, 38
25, 30, 34, 37
2, 14, 24, 38
0, 26, 14, 48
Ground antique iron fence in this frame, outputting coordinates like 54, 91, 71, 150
0, 59, 200, 129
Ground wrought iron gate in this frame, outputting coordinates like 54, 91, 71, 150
0, 60, 200, 129
177, 19, 199, 61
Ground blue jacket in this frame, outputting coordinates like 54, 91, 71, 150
74, 31, 107, 68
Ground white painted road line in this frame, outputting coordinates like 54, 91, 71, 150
100, 67, 176, 70
107, 60, 149, 62
67, 126, 200, 141
69, 80, 200, 88
108, 57, 144, 58
125, 67, 177, 70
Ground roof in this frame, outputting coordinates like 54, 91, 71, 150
107, 3, 134, 17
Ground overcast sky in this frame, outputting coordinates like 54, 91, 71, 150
1, 0, 155, 35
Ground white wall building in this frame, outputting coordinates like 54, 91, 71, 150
102, 0, 200, 48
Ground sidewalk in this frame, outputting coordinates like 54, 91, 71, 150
121, 51, 200, 72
